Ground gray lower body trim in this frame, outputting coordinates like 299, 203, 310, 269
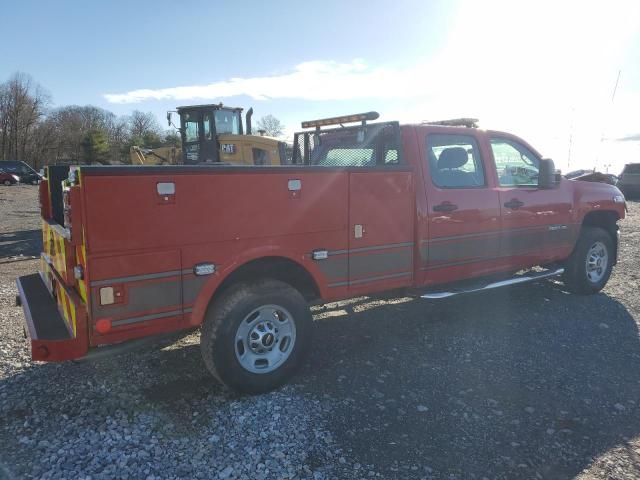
91, 270, 182, 287
320, 242, 415, 258
421, 224, 578, 268
329, 271, 412, 288
316, 242, 414, 286
111, 309, 183, 327
350, 248, 413, 279
92, 279, 181, 318
183, 275, 208, 305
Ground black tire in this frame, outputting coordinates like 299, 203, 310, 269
201, 279, 312, 394
2, 180, 10, 186
563, 226, 614, 294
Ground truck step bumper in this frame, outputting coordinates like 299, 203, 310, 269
16, 273, 88, 361
421, 268, 564, 300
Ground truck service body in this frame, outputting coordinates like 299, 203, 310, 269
17, 115, 627, 392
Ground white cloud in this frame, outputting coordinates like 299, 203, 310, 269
104, 0, 640, 172
104, 59, 410, 104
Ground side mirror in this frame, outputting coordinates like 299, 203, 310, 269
166, 111, 172, 127
539, 158, 560, 189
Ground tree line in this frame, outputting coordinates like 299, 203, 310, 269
0, 72, 179, 169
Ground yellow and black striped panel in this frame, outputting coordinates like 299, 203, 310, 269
75, 242, 87, 303
42, 219, 68, 279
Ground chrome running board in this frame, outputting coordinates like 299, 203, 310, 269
421, 268, 564, 300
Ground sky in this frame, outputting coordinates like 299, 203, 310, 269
2, 0, 640, 173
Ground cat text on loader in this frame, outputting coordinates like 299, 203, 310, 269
131, 104, 287, 166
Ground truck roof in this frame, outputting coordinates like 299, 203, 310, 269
397, 123, 544, 159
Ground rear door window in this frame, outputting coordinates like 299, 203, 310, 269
426, 134, 486, 188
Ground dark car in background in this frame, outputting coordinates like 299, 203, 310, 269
0, 171, 19, 185
566, 169, 618, 186
0, 160, 42, 185
618, 163, 640, 198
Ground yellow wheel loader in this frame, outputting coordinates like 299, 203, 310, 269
130, 104, 287, 166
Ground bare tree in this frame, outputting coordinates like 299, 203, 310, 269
0, 72, 176, 166
256, 114, 285, 138
42, 105, 131, 164
128, 110, 160, 139
0, 72, 49, 163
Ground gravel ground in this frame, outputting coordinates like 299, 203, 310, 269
1, 185, 639, 479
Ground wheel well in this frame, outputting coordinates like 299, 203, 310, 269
215, 256, 320, 302
581, 210, 619, 259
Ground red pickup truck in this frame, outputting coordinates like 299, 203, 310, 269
16, 113, 627, 393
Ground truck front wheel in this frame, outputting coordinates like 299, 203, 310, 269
200, 279, 312, 394
563, 226, 614, 294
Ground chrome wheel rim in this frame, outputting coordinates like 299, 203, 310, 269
235, 304, 296, 374
585, 241, 608, 284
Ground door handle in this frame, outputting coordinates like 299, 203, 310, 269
433, 202, 458, 212
504, 199, 524, 209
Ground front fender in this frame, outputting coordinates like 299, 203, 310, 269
572, 181, 626, 223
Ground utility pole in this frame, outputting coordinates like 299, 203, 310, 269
595, 69, 622, 170
567, 107, 574, 170
611, 70, 621, 103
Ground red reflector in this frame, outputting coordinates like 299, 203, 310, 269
95, 319, 112, 334
36, 345, 50, 358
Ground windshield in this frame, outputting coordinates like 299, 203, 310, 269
215, 110, 241, 135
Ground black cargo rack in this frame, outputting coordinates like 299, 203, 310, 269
422, 118, 479, 128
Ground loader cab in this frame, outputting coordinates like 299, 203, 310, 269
174, 104, 243, 164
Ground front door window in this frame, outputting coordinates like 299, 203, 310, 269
490, 138, 540, 187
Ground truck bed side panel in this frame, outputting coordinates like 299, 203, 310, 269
81, 170, 351, 334
81, 172, 348, 253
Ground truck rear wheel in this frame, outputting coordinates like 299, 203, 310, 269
563, 226, 614, 294
200, 279, 312, 394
